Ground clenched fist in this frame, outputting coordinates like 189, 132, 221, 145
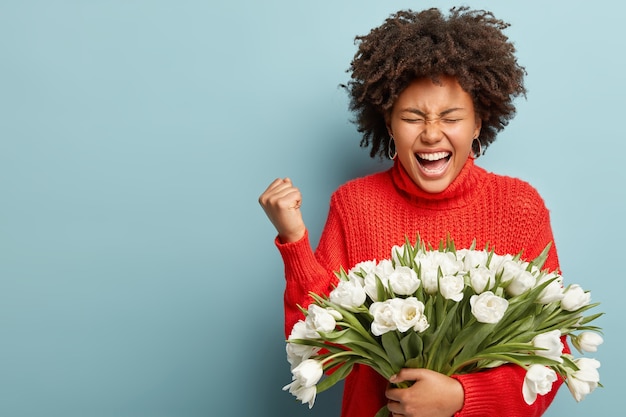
258, 178, 306, 243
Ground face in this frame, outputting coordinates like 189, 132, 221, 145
387, 76, 481, 194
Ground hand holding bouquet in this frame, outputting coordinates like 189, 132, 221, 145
283, 237, 603, 415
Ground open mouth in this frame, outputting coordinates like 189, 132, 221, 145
416, 151, 451, 174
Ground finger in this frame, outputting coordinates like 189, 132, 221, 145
269, 177, 293, 192
390, 368, 424, 384
267, 188, 302, 210
385, 384, 405, 402
386, 400, 404, 416
259, 177, 293, 197
259, 180, 300, 207
260, 178, 283, 194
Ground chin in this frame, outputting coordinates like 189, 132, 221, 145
415, 179, 451, 194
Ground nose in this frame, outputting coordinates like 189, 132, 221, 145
420, 120, 443, 144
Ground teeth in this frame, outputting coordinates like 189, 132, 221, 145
417, 152, 450, 161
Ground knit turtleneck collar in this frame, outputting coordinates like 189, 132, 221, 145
389, 156, 483, 208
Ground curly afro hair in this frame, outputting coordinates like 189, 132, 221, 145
344, 7, 527, 159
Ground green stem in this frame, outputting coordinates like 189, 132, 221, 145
322, 349, 373, 365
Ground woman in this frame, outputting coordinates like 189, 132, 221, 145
259, 7, 565, 417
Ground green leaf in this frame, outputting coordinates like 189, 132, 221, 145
561, 355, 579, 371
374, 405, 390, 417
320, 331, 387, 362
530, 242, 552, 271
479, 342, 535, 354
316, 361, 355, 393
400, 331, 423, 361
317, 328, 352, 340
404, 356, 425, 368
451, 321, 497, 364
424, 301, 460, 369
376, 276, 388, 302
577, 311, 604, 326
287, 338, 345, 354
433, 290, 448, 328
334, 267, 349, 282
381, 331, 406, 371
446, 234, 456, 252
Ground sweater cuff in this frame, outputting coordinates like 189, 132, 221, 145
274, 228, 309, 248
275, 228, 311, 258
451, 371, 503, 416
274, 229, 319, 282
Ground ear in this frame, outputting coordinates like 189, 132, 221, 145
385, 112, 393, 137
473, 117, 482, 139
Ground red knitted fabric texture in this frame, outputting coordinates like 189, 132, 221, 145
277, 158, 564, 417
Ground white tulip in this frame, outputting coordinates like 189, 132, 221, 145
522, 364, 558, 404
532, 330, 563, 363
393, 297, 429, 333
291, 358, 323, 387
506, 269, 536, 296
439, 274, 465, 301
535, 272, 564, 304
287, 382, 317, 409
458, 248, 489, 270
329, 278, 367, 311
561, 285, 591, 311
470, 291, 508, 324
566, 358, 601, 402
387, 265, 421, 295
369, 300, 398, 336
497, 258, 525, 283
415, 251, 463, 294
574, 332, 604, 353
468, 266, 495, 293
305, 304, 339, 337
363, 259, 394, 301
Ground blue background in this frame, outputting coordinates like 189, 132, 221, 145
1, 1, 623, 416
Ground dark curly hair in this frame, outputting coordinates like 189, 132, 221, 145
344, 6, 527, 159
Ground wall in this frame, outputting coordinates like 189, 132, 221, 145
1, 1, 623, 416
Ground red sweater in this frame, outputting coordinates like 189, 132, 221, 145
276, 158, 564, 417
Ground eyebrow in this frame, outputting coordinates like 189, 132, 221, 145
401, 107, 466, 117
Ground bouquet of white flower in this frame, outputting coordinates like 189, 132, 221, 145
283, 237, 603, 415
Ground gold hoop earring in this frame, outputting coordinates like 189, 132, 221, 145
388, 137, 397, 160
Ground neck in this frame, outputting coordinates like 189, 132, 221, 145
389, 157, 482, 208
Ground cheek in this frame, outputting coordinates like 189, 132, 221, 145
392, 126, 416, 144
393, 127, 424, 153
450, 128, 476, 152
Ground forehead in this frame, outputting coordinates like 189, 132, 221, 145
395, 76, 474, 111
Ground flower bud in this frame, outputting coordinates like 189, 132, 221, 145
574, 332, 604, 353
561, 285, 590, 311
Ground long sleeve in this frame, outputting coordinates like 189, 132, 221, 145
277, 199, 349, 337
453, 363, 562, 417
